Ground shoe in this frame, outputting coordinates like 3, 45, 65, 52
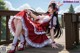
7, 49, 15, 53
7, 42, 19, 53
18, 35, 26, 51
18, 42, 25, 51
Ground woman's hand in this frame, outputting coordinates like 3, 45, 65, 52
24, 9, 37, 19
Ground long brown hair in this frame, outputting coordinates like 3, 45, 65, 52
48, 3, 62, 38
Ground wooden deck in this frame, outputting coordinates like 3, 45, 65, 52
0, 29, 80, 53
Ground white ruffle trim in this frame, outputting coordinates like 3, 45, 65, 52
8, 16, 50, 48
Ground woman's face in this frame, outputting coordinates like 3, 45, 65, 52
48, 7, 53, 14
48, 6, 56, 14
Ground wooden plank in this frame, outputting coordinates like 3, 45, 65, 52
62, 15, 65, 28
64, 13, 74, 49
75, 23, 79, 45
0, 16, 1, 42
0, 10, 19, 16
6, 16, 10, 41
75, 14, 79, 45
0, 40, 12, 45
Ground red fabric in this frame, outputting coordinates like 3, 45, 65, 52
12, 10, 49, 44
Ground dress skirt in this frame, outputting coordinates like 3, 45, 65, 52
8, 10, 50, 48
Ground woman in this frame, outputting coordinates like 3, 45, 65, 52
8, 3, 61, 53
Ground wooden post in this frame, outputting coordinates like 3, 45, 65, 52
0, 16, 1, 42
6, 16, 10, 41
64, 13, 76, 49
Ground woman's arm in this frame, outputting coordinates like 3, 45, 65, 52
25, 9, 38, 19
29, 11, 38, 19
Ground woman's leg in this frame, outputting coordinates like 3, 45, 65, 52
50, 27, 58, 48
11, 19, 23, 50
14, 19, 26, 51
14, 19, 22, 36
18, 34, 25, 51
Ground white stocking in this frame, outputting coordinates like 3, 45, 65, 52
19, 34, 24, 48
11, 36, 18, 50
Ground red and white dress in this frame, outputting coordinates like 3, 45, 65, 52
8, 10, 51, 48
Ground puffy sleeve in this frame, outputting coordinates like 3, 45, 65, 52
49, 16, 57, 29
